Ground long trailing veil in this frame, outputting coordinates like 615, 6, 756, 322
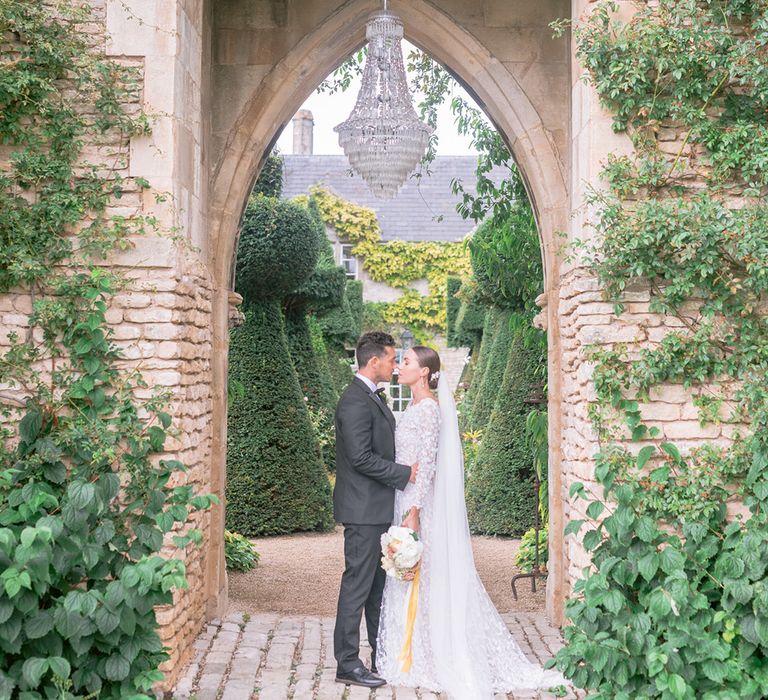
429, 374, 565, 699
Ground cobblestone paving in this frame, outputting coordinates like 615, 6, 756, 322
172, 613, 583, 700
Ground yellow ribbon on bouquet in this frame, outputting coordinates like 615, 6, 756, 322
398, 566, 421, 673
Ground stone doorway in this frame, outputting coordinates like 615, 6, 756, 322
204, 0, 572, 643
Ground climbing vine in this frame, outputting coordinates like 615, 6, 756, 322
302, 187, 471, 332
0, 3, 214, 698
551, 2, 768, 698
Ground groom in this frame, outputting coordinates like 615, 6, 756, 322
333, 331, 418, 688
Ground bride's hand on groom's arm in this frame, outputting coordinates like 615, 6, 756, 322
410, 462, 419, 483
402, 506, 420, 532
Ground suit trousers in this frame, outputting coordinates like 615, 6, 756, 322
334, 522, 390, 673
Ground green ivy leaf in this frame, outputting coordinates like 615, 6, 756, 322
667, 673, 687, 699
636, 445, 656, 470
67, 480, 96, 509
18, 410, 42, 446
21, 658, 48, 688
24, 611, 54, 640
583, 529, 602, 551
564, 519, 585, 536
587, 501, 605, 519
660, 442, 683, 464
659, 547, 684, 574
104, 654, 130, 681
47, 657, 70, 679
638, 552, 660, 582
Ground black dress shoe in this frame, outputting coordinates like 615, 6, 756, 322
335, 666, 386, 688
370, 664, 378, 675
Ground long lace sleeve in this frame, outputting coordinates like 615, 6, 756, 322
412, 400, 440, 509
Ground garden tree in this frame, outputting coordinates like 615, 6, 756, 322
550, 3, 768, 697
458, 308, 500, 430
467, 183, 543, 314
468, 310, 514, 432
318, 280, 360, 393
448, 275, 488, 350
283, 203, 347, 472
446, 276, 463, 345
466, 317, 545, 535
0, 2, 217, 697
227, 195, 334, 535
346, 279, 364, 340
251, 150, 284, 198
308, 314, 352, 399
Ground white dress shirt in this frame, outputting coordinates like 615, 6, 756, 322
355, 372, 379, 394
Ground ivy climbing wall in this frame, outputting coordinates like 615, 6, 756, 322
308, 187, 472, 334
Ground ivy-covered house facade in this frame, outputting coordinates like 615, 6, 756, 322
281, 111, 503, 336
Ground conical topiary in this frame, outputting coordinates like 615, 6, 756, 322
466, 319, 542, 535
227, 195, 334, 535
284, 308, 339, 472
459, 308, 500, 430
469, 309, 512, 431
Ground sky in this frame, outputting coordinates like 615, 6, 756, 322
275, 41, 481, 157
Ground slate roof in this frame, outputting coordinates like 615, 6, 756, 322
281, 155, 507, 242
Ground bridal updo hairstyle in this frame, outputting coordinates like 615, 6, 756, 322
412, 346, 441, 390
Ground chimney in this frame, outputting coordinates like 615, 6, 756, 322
292, 110, 314, 155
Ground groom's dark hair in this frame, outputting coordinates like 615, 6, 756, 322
356, 331, 396, 369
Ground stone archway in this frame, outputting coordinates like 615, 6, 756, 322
205, 0, 571, 630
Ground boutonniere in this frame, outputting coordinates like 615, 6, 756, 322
374, 388, 388, 405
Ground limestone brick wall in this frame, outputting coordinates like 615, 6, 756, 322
0, 0, 218, 687
562, 0, 750, 592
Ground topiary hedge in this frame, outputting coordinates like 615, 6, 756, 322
466, 319, 544, 535
446, 276, 463, 345
251, 151, 284, 198
309, 315, 352, 394
235, 195, 320, 301
469, 310, 513, 431
284, 308, 339, 472
459, 308, 500, 430
346, 279, 364, 341
228, 195, 333, 535
318, 285, 357, 350
226, 305, 334, 535
453, 298, 486, 348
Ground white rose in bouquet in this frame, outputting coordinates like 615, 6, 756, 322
381, 525, 423, 580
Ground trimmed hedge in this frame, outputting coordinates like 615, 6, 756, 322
252, 151, 284, 198
469, 310, 513, 431
285, 308, 338, 472
346, 279, 364, 340
459, 308, 500, 430
446, 276, 462, 346
235, 195, 320, 300
453, 298, 486, 348
466, 319, 542, 535
226, 304, 334, 535
310, 314, 354, 394
319, 284, 357, 349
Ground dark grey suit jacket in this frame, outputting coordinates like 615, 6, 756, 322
333, 377, 411, 524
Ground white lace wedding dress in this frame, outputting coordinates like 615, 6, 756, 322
376, 382, 565, 699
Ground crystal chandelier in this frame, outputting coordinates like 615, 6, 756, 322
334, 6, 433, 200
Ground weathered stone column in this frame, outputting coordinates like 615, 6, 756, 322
103, 0, 221, 678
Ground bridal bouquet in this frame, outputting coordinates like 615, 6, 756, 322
381, 525, 423, 580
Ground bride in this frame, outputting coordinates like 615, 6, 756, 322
376, 346, 565, 698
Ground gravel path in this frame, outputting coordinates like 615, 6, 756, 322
227, 527, 546, 617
